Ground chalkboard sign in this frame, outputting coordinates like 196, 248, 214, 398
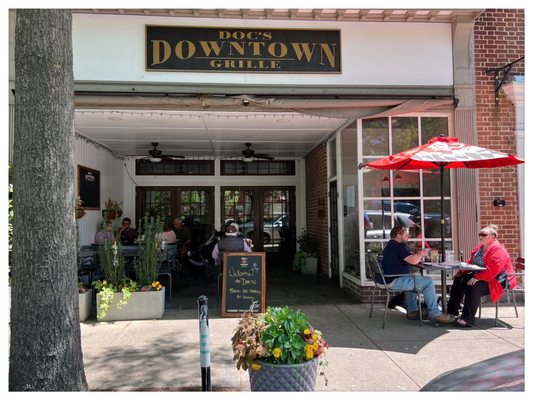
78, 165, 100, 209
221, 252, 266, 317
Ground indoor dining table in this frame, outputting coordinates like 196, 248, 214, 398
416, 261, 486, 314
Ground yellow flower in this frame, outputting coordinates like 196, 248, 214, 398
272, 348, 282, 358
103, 280, 107, 286
304, 328, 311, 335
311, 334, 318, 341
305, 345, 314, 360
251, 363, 262, 371
312, 341, 319, 350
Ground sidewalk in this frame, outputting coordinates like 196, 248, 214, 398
80, 286, 524, 391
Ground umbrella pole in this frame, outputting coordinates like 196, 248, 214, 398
440, 164, 445, 263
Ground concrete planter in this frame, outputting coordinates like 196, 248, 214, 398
249, 357, 319, 391
301, 257, 317, 275
79, 289, 92, 322
97, 287, 165, 322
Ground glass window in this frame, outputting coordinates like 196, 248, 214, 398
362, 118, 389, 156
329, 137, 337, 177
391, 117, 418, 154
359, 115, 452, 282
421, 117, 448, 144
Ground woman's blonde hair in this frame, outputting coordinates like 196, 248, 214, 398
483, 224, 499, 237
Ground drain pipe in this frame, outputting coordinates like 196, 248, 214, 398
198, 295, 212, 391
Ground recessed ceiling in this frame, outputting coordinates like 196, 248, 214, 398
74, 109, 347, 159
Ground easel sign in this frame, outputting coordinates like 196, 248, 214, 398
221, 252, 266, 318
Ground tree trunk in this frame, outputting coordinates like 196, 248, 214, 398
10, 10, 88, 391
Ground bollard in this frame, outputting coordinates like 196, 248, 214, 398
198, 295, 212, 391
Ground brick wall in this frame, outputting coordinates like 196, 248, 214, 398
474, 9, 524, 260
304, 143, 329, 275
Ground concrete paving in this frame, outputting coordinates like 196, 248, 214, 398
80, 270, 525, 392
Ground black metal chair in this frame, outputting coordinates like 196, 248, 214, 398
479, 257, 525, 326
369, 255, 423, 328
158, 243, 178, 299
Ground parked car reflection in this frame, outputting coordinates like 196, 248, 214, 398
241, 215, 288, 244
365, 210, 415, 239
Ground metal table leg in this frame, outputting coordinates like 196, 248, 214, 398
441, 270, 447, 313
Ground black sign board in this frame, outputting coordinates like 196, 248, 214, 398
221, 252, 266, 317
78, 165, 100, 209
146, 26, 340, 73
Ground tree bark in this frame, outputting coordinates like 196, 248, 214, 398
10, 9, 88, 391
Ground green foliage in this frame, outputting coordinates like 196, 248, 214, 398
296, 229, 318, 256
232, 306, 328, 369
135, 215, 164, 286
93, 279, 138, 319
261, 306, 310, 365
99, 241, 126, 287
292, 250, 306, 272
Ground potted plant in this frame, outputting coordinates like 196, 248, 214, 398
103, 198, 123, 220
75, 196, 85, 219
93, 239, 165, 321
231, 305, 328, 391
292, 229, 318, 275
135, 215, 164, 288
78, 281, 92, 322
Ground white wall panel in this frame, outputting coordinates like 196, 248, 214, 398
72, 14, 453, 86
75, 137, 124, 246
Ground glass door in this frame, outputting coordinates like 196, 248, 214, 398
221, 187, 295, 257
136, 186, 214, 247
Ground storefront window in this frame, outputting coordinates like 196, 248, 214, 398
359, 116, 452, 282
341, 126, 359, 277
329, 137, 337, 177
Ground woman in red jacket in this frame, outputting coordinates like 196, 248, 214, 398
447, 224, 516, 327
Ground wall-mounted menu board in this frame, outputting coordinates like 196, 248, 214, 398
221, 252, 266, 318
78, 165, 100, 209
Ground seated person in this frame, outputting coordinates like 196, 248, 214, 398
447, 224, 516, 328
94, 220, 115, 245
381, 225, 455, 323
157, 221, 177, 247
117, 217, 137, 246
212, 223, 252, 263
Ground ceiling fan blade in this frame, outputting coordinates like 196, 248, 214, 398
163, 154, 186, 160
254, 153, 275, 160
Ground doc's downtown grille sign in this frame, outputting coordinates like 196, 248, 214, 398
146, 26, 340, 73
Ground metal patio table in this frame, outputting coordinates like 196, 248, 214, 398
416, 262, 486, 313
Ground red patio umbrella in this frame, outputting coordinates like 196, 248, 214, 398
361, 136, 524, 261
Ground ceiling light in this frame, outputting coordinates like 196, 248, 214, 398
243, 156, 253, 163
149, 157, 162, 163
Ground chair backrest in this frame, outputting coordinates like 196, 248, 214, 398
516, 257, 525, 272
368, 255, 388, 288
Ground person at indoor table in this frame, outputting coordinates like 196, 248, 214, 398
447, 224, 516, 328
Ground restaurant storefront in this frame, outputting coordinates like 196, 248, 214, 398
8, 9, 524, 301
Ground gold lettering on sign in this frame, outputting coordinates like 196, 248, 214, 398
175, 40, 196, 60
150, 40, 171, 65
319, 43, 336, 68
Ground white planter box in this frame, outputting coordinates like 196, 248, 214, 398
301, 257, 317, 275
97, 287, 165, 322
79, 289, 92, 322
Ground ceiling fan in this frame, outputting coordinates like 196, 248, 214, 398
241, 142, 274, 162
141, 142, 185, 163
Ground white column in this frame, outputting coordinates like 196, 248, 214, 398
502, 77, 525, 256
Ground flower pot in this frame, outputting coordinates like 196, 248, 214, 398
248, 357, 319, 391
79, 289, 92, 322
97, 288, 165, 321
301, 257, 317, 275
